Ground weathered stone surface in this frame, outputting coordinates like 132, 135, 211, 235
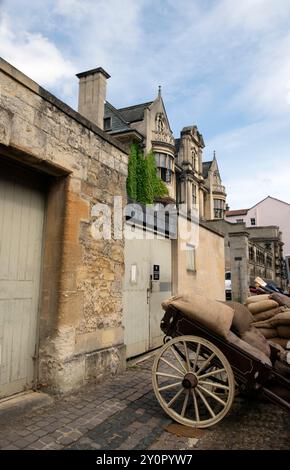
0, 58, 128, 394
0, 105, 13, 146
85, 345, 126, 382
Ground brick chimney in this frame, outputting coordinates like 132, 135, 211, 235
76, 67, 110, 129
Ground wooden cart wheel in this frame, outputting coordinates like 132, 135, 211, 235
152, 335, 235, 428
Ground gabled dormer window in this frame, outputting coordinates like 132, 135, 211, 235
104, 117, 112, 131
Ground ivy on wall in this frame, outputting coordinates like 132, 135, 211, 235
126, 142, 138, 200
127, 143, 168, 204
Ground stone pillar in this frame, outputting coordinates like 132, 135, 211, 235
187, 180, 192, 212
198, 149, 202, 176
204, 190, 213, 220
199, 188, 204, 218
229, 232, 250, 303
76, 67, 110, 129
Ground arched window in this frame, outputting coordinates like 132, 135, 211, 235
191, 149, 198, 171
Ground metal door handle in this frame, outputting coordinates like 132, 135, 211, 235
147, 287, 150, 304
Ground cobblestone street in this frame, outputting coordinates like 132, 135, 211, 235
0, 355, 289, 451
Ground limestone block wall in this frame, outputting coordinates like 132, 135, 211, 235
228, 232, 250, 303
0, 58, 128, 394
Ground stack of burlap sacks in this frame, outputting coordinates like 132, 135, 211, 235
245, 293, 290, 349
162, 293, 290, 371
162, 294, 272, 366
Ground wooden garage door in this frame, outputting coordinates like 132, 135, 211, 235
0, 165, 45, 398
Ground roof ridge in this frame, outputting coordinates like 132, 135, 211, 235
254, 195, 290, 207
118, 101, 153, 111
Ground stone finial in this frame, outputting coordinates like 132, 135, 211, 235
213, 150, 216, 159
158, 85, 161, 98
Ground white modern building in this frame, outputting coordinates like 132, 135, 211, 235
226, 196, 290, 257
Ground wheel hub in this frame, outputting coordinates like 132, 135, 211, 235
182, 372, 198, 389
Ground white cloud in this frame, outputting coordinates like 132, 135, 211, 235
207, 118, 290, 208
1, 0, 290, 114
287, 80, 290, 105
1, 0, 290, 210
0, 13, 75, 94
228, 31, 290, 118
226, 171, 290, 209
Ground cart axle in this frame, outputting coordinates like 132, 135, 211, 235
182, 373, 198, 389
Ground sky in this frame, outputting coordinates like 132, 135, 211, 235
0, 0, 290, 209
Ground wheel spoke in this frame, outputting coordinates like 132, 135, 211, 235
158, 381, 182, 392
198, 385, 227, 406
170, 346, 187, 373
183, 341, 191, 371
196, 353, 216, 375
199, 381, 229, 390
192, 390, 200, 422
156, 371, 183, 380
167, 388, 184, 408
196, 388, 216, 418
181, 390, 189, 417
159, 357, 184, 376
192, 343, 201, 372
153, 336, 235, 428
198, 368, 226, 380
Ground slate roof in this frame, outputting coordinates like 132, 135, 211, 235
104, 102, 132, 133
118, 101, 153, 123
202, 161, 213, 179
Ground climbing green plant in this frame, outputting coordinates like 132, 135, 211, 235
126, 144, 169, 204
136, 147, 153, 204
126, 143, 138, 200
146, 151, 168, 199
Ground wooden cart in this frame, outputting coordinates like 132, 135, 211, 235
152, 306, 290, 428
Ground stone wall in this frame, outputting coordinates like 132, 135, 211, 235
172, 217, 225, 301
228, 232, 250, 303
0, 58, 128, 394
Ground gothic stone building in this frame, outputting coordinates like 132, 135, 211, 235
104, 87, 227, 221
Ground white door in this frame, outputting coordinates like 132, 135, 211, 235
124, 231, 172, 358
0, 167, 45, 398
123, 238, 150, 358
149, 237, 171, 349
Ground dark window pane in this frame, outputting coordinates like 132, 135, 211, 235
160, 168, 167, 181
104, 117, 112, 130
